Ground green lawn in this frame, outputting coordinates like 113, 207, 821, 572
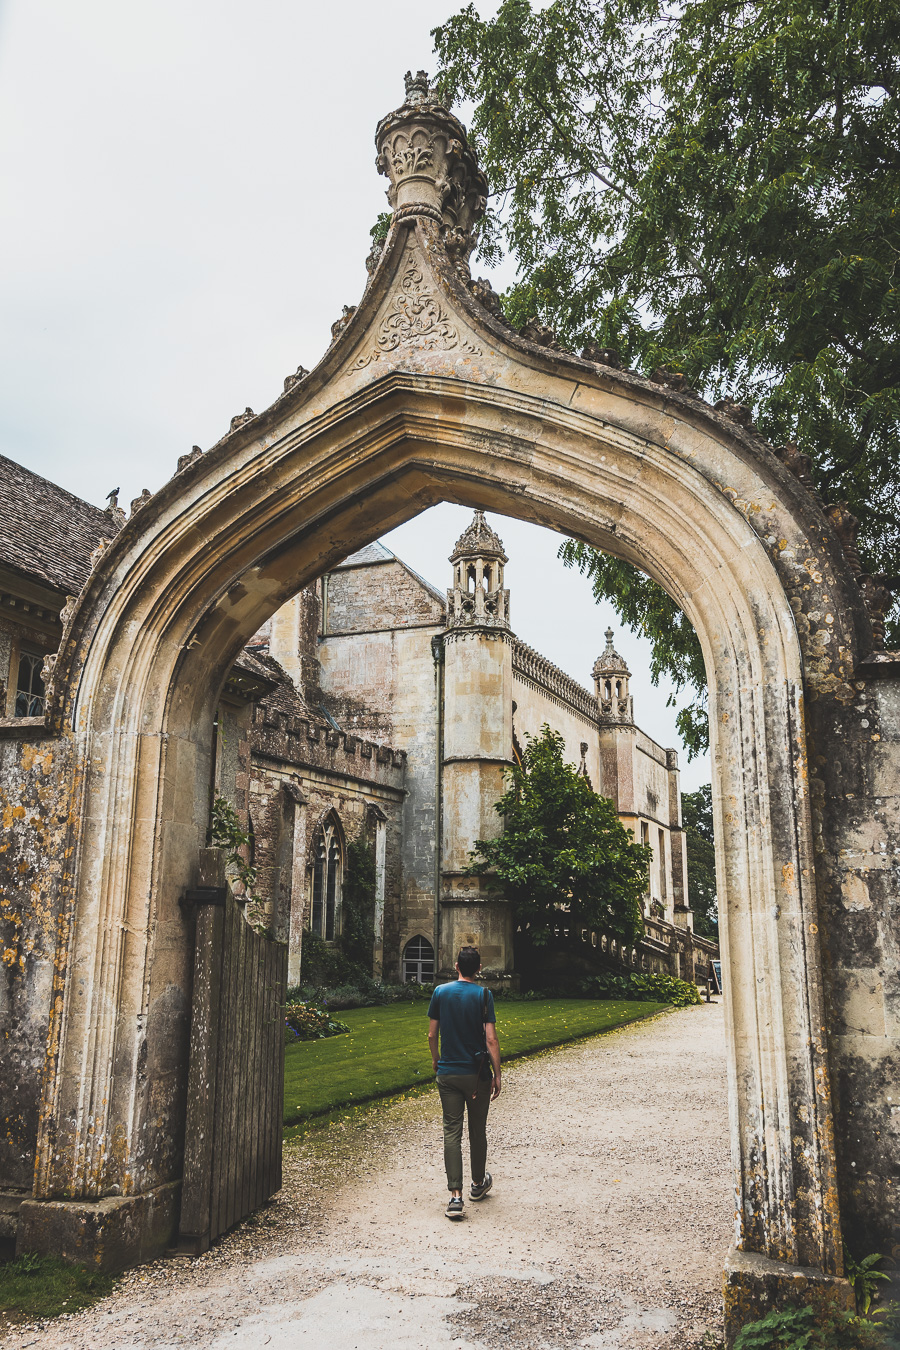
283, 998, 666, 1125
0, 1255, 116, 1327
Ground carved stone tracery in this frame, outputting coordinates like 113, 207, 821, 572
356, 263, 481, 367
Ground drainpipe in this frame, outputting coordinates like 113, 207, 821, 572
431, 634, 444, 975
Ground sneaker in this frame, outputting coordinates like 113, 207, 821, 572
470, 1172, 493, 1201
446, 1196, 464, 1220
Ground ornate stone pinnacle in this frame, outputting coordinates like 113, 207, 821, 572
375, 72, 487, 246
449, 510, 508, 564
592, 627, 630, 678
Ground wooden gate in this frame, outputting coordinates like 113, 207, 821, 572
178, 851, 287, 1253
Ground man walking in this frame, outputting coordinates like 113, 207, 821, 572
427, 945, 502, 1220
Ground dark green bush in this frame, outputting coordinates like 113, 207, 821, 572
285, 977, 434, 1011
734, 1302, 897, 1349
579, 971, 702, 1007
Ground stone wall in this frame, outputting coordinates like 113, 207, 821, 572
808, 667, 900, 1264
512, 655, 602, 784
248, 703, 406, 980
0, 731, 74, 1192
317, 557, 444, 972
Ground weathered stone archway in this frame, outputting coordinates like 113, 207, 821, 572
7, 76, 897, 1339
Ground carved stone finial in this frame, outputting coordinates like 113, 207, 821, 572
449, 510, 508, 565
469, 276, 507, 323
776, 442, 815, 488
365, 238, 385, 275
89, 537, 112, 569
860, 574, 892, 650
403, 70, 431, 106
331, 306, 356, 342
375, 72, 487, 253
59, 595, 78, 628
650, 367, 700, 399
581, 342, 623, 370
284, 365, 309, 392
105, 487, 127, 530
519, 317, 561, 351
176, 446, 203, 473
825, 503, 863, 577
40, 651, 57, 691
714, 397, 755, 429
130, 489, 152, 517
230, 408, 255, 432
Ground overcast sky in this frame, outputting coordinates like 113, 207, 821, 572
0, 0, 710, 789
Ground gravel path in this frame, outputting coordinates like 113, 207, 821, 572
4, 1000, 732, 1350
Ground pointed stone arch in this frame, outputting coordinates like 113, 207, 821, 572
10, 75, 895, 1338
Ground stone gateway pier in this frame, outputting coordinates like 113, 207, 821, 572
0, 72, 897, 1344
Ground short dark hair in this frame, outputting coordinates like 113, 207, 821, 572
456, 946, 481, 977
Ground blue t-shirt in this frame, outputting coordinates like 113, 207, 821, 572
428, 980, 496, 1076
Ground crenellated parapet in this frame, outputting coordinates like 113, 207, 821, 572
251, 705, 406, 786
511, 637, 598, 723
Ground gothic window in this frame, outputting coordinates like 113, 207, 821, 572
467, 565, 477, 593
310, 814, 342, 941
403, 935, 434, 984
15, 651, 45, 717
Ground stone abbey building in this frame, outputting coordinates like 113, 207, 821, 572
0, 453, 711, 995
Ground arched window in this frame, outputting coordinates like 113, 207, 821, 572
403, 935, 434, 984
310, 814, 342, 941
467, 565, 477, 593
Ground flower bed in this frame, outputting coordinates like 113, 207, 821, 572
284, 1001, 350, 1042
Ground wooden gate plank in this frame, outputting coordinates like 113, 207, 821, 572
273, 943, 287, 1197
179, 899, 224, 1251
181, 857, 288, 1250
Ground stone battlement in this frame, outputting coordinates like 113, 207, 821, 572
251, 705, 407, 784
512, 637, 598, 723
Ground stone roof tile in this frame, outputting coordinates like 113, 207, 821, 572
0, 453, 113, 595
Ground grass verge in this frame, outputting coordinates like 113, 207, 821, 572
283, 997, 667, 1125
0, 1254, 116, 1327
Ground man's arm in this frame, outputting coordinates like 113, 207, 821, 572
428, 1017, 440, 1073
485, 1022, 501, 1099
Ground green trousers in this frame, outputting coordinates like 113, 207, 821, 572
437, 1073, 492, 1192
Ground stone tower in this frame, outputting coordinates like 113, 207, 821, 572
592, 627, 634, 724
439, 511, 515, 979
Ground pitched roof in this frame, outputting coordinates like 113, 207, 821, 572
335, 542, 395, 568
0, 453, 114, 596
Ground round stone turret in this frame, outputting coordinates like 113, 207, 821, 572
592, 628, 634, 724
375, 71, 487, 247
446, 510, 510, 630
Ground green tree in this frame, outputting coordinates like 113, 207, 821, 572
467, 725, 650, 946
434, 0, 900, 753
681, 784, 718, 939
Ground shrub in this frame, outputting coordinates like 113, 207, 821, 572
284, 978, 434, 1012
284, 1001, 350, 1041
734, 1303, 895, 1349
579, 971, 702, 1007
